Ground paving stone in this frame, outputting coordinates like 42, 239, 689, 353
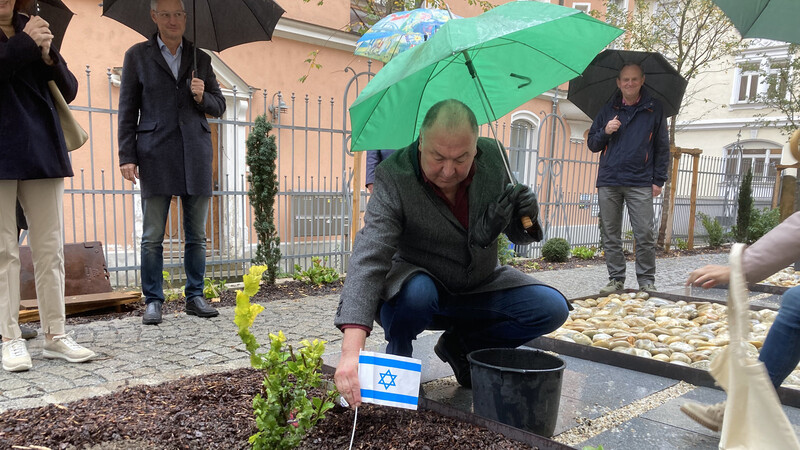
3, 386, 43, 400
0, 396, 49, 412
578, 416, 721, 450
71, 375, 108, 387
0, 377, 33, 391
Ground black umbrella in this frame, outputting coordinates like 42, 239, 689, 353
102, 0, 285, 72
567, 49, 688, 119
26, 0, 75, 51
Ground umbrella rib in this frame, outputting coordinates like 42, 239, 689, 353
472, 37, 587, 77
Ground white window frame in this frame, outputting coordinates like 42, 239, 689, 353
730, 42, 791, 108
572, 2, 591, 13
508, 111, 541, 188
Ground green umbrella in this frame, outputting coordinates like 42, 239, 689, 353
348, 1, 623, 153
713, 0, 799, 44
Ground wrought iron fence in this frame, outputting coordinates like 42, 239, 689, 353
47, 65, 775, 288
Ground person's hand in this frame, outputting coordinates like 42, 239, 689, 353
514, 184, 539, 221
604, 115, 621, 135
334, 328, 367, 409
22, 16, 53, 48
40, 37, 53, 65
120, 163, 139, 185
472, 183, 521, 248
190, 72, 204, 103
687, 264, 731, 289
652, 184, 662, 197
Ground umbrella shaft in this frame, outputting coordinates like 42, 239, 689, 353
461, 49, 516, 185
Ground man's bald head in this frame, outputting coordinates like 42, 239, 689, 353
419, 99, 479, 146
418, 100, 479, 196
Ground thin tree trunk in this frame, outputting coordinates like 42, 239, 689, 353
656, 118, 677, 247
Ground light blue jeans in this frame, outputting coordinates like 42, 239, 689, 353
380, 273, 569, 357
759, 285, 800, 389
140, 195, 209, 304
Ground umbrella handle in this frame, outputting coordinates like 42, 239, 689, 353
521, 216, 533, 230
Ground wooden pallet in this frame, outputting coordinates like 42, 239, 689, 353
19, 291, 142, 323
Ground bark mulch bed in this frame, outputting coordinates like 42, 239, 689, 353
0, 367, 531, 449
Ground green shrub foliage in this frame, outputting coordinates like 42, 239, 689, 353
542, 237, 570, 262
697, 212, 725, 248
497, 234, 516, 265
234, 266, 336, 449
246, 115, 281, 283
293, 256, 340, 286
747, 207, 780, 244
572, 246, 596, 260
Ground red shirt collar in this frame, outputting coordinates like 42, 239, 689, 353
622, 94, 641, 106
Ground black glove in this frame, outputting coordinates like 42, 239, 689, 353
515, 184, 539, 221
472, 184, 525, 248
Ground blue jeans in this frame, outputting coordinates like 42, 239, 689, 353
759, 285, 800, 389
380, 273, 570, 357
140, 195, 209, 303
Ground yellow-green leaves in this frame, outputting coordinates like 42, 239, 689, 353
233, 267, 336, 449
243, 265, 268, 297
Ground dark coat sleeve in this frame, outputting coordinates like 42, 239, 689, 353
0, 13, 76, 180
587, 106, 612, 153
117, 46, 142, 167
365, 150, 381, 186
651, 106, 670, 187
193, 52, 225, 118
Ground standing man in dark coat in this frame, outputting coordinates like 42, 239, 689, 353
118, 0, 226, 325
334, 100, 569, 407
587, 63, 669, 295
365, 149, 395, 193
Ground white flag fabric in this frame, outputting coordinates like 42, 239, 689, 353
358, 350, 422, 410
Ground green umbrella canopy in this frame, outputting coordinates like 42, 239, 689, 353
713, 0, 800, 44
349, 1, 623, 151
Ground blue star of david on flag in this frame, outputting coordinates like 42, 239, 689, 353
358, 350, 422, 410
378, 370, 398, 390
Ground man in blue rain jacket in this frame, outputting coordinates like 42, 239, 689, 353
587, 63, 669, 296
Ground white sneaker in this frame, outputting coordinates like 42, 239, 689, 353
2, 338, 32, 372
43, 331, 96, 363
680, 400, 725, 432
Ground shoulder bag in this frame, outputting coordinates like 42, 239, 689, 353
48, 80, 88, 151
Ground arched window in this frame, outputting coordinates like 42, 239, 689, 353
509, 112, 540, 186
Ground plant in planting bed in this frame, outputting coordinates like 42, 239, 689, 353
234, 265, 337, 449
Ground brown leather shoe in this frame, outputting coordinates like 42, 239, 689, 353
185, 295, 219, 318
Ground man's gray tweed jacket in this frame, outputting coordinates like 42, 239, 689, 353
334, 137, 550, 331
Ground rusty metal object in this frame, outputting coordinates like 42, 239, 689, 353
19, 241, 111, 300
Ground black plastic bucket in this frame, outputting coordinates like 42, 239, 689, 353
467, 348, 565, 437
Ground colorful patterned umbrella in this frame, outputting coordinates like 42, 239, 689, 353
354, 8, 459, 63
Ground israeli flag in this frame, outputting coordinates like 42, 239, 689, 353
358, 350, 422, 410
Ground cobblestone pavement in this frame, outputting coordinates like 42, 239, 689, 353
0, 253, 729, 413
